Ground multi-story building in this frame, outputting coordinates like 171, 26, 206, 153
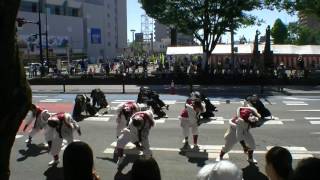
154, 21, 194, 46
17, 0, 127, 63
299, 13, 320, 29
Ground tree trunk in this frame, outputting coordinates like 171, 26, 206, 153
0, 1, 32, 180
170, 28, 177, 46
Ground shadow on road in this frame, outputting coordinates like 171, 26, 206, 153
44, 166, 64, 180
242, 163, 268, 180
17, 143, 48, 161
179, 145, 208, 167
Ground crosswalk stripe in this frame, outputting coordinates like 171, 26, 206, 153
15, 135, 23, 139
206, 121, 224, 125
310, 121, 320, 124
155, 119, 166, 123
264, 121, 283, 125
40, 99, 63, 103
84, 117, 110, 122
305, 117, 320, 120
283, 101, 308, 105
163, 100, 176, 105
289, 110, 320, 112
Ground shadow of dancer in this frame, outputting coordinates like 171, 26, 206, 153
43, 166, 64, 180
242, 163, 268, 180
179, 145, 208, 167
17, 143, 48, 161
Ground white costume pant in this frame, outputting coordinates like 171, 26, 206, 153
45, 126, 75, 157
222, 123, 255, 153
117, 128, 152, 156
180, 117, 199, 137
116, 114, 127, 137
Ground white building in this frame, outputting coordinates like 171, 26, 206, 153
17, 0, 127, 62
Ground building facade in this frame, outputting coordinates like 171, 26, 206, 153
154, 21, 194, 45
17, 0, 127, 63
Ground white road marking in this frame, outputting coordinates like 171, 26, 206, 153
84, 117, 110, 122
40, 99, 63, 103
15, 135, 23, 139
283, 101, 308, 105
166, 117, 179, 121
206, 121, 224, 125
114, 100, 135, 102
33, 95, 48, 98
305, 117, 320, 120
155, 119, 166, 123
210, 101, 221, 105
163, 100, 176, 105
310, 121, 320, 124
284, 97, 320, 101
264, 121, 284, 125
310, 132, 320, 135
289, 110, 320, 112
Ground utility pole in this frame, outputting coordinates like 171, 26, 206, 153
38, 0, 44, 77
45, 3, 49, 64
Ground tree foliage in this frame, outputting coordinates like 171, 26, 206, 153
271, 18, 288, 44
264, 0, 320, 17
140, 0, 261, 62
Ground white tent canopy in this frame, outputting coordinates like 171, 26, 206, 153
166, 44, 320, 55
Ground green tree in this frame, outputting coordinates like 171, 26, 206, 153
0, 1, 32, 179
287, 22, 299, 44
271, 18, 288, 44
140, 0, 261, 69
264, 0, 320, 17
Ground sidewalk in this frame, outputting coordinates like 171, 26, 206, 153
30, 85, 320, 96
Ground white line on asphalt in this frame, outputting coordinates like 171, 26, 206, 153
286, 104, 309, 106
264, 121, 284, 125
304, 117, 320, 120
33, 95, 48, 98
210, 101, 221, 105
155, 119, 166, 123
40, 99, 63, 102
206, 121, 224, 125
289, 110, 320, 112
310, 121, 320, 124
114, 100, 135, 102
163, 100, 176, 105
15, 135, 23, 139
166, 117, 179, 121
84, 117, 110, 122
310, 132, 320, 135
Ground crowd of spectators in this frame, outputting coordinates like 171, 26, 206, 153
61, 141, 319, 180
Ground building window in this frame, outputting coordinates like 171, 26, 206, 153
54, 6, 60, 15
32, 3, 37, 12
107, 13, 110, 18
108, 42, 111, 46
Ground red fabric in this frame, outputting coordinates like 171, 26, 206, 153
35, 106, 44, 118
134, 112, 154, 127
239, 108, 252, 121
180, 109, 188, 118
186, 99, 193, 105
50, 112, 65, 121
124, 102, 137, 112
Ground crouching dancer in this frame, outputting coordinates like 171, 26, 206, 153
217, 106, 261, 163
46, 112, 81, 165
115, 101, 147, 138
115, 110, 155, 167
23, 104, 50, 145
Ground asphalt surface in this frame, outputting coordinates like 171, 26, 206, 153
10, 93, 320, 180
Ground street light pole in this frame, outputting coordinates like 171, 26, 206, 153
38, 0, 44, 77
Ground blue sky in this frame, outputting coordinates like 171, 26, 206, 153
127, 1, 298, 43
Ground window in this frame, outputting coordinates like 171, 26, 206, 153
32, 3, 37, 12
71, 8, 79, 17
108, 42, 111, 46
54, 6, 60, 15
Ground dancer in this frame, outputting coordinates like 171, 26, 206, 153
217, 106, 261, 163
46, 112, 81, 165
23, 104, 50, 145
179, 99, 205, 149
115, 110, 155, 167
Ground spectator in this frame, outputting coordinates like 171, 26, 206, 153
131, 157, 161, 180
290, 157, 320, 180
63, 141, 100, 180
197, 160, 242, 180
265, 146, 293, 180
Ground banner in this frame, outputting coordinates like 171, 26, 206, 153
91, 28, 101, 44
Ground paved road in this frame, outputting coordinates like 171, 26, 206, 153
11, 94, 320, 180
